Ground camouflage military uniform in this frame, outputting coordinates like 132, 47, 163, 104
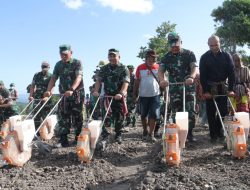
9, 89, 18, 101
126, 72, 136, 127
0, 87, 19, 124
53, 58, 84, 138
31, 71, 52, 130
26, 84, 31, 93
160, 49, 197, 130
97, 63, 130, 136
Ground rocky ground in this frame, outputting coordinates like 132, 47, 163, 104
0, 120, 250, 190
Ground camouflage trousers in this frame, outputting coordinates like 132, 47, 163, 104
126, 96, 136, 127
57, 97, 83, 138
33, 101, 52, 130
105, 97, 125, 135
170, 91, 196, 130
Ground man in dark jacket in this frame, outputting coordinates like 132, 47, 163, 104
199, 35, 235, 143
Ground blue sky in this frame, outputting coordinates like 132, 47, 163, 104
1, 0, 226, 96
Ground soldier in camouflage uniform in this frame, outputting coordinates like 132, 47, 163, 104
93, 48, 130, 144
0, 80, 19, 125
9, 83, 18, 101
29, 61, 52, 130
158, 32, 198, 142
126, 65, 136, 127
44, 45, 84, 147
26, 84, 31, 94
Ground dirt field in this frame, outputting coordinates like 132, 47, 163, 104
0, 120, 250, 190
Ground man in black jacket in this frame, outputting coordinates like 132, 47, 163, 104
199, 35, 235, 143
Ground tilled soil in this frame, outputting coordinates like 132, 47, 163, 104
1, 121, 250, 190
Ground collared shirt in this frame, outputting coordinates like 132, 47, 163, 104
53, 58, 83, 94
199, 50, 235, 93
31, 71, 52, 99
135, 63, 160, 97
160, 48, 197, 82
159, 48, 197, 93
97, 62, 130, 96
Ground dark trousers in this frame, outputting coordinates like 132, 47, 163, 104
110, 99, 125, 136
206, 96, 228, 139
58, 99, 83, 138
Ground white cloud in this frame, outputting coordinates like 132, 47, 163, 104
61, 0, 84, 10
97, 0, 153, 14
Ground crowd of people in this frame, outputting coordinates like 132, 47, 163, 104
0, 81, 19, 125
0, 33, 250, 149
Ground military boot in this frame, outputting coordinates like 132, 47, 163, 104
56, 135, 69, 148
115, 133, 122, 144
187, 129, 197, 142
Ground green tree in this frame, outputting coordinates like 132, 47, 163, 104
211, 0, 250, 54
239, 50, 250, 67
137, 21, 176, 60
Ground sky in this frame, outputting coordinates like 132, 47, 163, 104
0, 0, 227, 97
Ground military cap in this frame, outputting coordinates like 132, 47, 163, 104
127, 65, 134, 70
145, 49, 158, 58
10, 83, 15, 87
0, 80, 4, 85
168, 32, 181, 47
41, 61, 50, 71
108, 48, 119, 55
41, 61, 50, 67
59, 44, 71, 54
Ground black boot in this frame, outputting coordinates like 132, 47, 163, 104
101, 128, 110, 139
72, 135, 78, 146
115, 133, 122, 144
187, 129, 197, 142
57, 135, 69, 147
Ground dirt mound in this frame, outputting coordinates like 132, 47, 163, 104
1, 121, 250, 190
